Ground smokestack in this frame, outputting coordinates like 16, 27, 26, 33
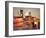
29, 12, 31, 16
20, 10, 23, 17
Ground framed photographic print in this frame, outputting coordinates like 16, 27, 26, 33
5, 1, 45, 37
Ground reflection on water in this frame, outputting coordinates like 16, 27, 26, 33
13, 16, 40, 30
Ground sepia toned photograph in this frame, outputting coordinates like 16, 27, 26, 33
13, 7, 40, 30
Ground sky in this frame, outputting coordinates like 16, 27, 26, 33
13, 7, 40, 18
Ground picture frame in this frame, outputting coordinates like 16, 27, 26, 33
5, 1, 45, 37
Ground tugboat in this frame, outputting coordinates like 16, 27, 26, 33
13, 10, 24, 30
24, 12, 33, 29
